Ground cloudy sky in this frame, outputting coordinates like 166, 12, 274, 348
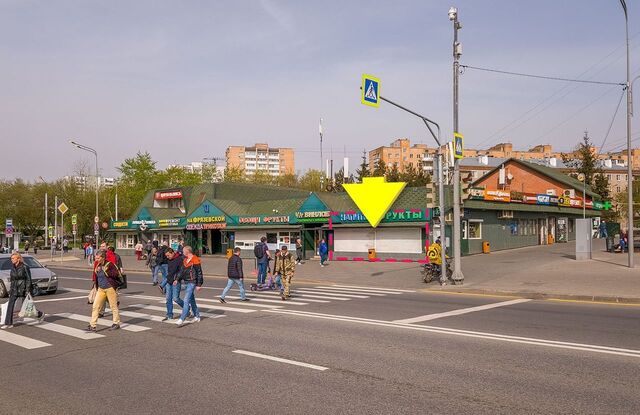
0, 0, 637, 181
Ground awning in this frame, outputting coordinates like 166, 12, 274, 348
464, 200, 601, 217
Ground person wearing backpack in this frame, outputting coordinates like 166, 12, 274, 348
254, 236, 271, 286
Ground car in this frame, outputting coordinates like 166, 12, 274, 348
0, 254, 58, 298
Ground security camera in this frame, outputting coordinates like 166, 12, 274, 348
448, 6, 457, 20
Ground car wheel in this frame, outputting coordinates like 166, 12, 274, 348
48, 289, 57, 295
0, 281, 7, 298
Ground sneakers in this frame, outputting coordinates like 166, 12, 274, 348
152, 282, 158, 286
98, 312, 105, 318
162, 317, 172, 322
281, 295, 286, 301
193, 317, 201, 323
240, 298, 250, 302
84, 326, 97, 333
219, 298, 226, 303
109, 324, 120, 331
1, 325, 13, 329
38, 313, 46, 324
157, 285, 165, 294
176, 319, 184, 326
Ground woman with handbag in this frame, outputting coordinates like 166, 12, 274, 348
1, 252, 45, 329
85, 250, 122, 332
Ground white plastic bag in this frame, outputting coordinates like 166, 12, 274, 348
18, 293, 38, 318
0, 301, 9, 325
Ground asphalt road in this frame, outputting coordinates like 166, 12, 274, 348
0, 267, 639, 414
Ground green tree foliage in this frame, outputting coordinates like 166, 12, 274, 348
333, 168, 345, 192
561, 133, 600, 183
356, 151, 370, 182
117, 152, 164, 218
298, 169, 323, 192
372, 159, 387, 177
276, 173, 299, 188
223, 166, 246, 183
386, 164, 401, 182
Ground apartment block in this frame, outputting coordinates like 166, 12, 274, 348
226, 143, 295, 176
368, 138, 437, 173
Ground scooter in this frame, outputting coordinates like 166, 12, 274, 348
421, 258, 453, 284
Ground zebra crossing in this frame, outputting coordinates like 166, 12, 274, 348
0, 284, 414, 350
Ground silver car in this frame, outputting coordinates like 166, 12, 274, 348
0, 254, 58, 298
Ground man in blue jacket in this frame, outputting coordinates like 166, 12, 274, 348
163, 248, 185, 321
319, 239, 328, 267
220, 247, 249, 303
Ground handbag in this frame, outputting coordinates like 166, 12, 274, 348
118, 274, 128, 290
18, 293, 39, 319
87, 287, 97, 304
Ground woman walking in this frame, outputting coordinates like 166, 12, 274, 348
176, 246, 202, 326
1, 252, 45, 329
85, 250, 121, 332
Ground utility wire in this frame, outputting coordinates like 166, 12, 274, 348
460, 65, 624, 86
599, 88, 626, 153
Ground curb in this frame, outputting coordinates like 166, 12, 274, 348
425, 287, 640, 305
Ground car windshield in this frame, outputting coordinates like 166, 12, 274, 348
0, 257, 44, 271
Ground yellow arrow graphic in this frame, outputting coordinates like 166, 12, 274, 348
343, 177, 406, 228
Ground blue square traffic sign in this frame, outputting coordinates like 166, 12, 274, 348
361, 74, 380, 107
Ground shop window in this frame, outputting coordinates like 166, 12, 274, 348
266, 233, 278, 244
468, 221, 482, 239
117, 234, 135, 249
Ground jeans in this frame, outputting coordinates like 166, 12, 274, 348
320, 254, 327, 265
152, 264, 168, 284
257, 261, 268, 285
165, 282, 184, 318
179, 283, 200, 321
91, 287, 120, 327
220, 278, 246, 300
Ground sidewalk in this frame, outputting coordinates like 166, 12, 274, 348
35, 240, 640, 303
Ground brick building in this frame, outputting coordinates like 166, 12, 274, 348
226, 143, 294, 176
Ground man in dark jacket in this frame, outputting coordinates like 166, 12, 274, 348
154, 242, 169, 286
219, 247, 249, 303
2, 253, 45, 329
175, 246, 203, 326
86, 250, 122, 332
163, 248, 185, 321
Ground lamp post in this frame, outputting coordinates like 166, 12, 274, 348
70, 140, 99, 241
620, 0, 634, 268
38, 176, 48, 249
449, 6, 464, 282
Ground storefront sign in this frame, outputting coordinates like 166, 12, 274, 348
132, 220, 157, 225
237, 215, 292, 225
187, 216, 225, 224
332, 209, 427, 224
263, 216, 290, 224
158, 218, 183, 228
112, 221, 129, 228
468, 188, 485, 200
295, 211, 330, 223
154, 190, 183, 200
484, 190, 511, 202
186, 223, 227, 230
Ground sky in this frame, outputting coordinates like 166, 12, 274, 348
0, 0, 637, 181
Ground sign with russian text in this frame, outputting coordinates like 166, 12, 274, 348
295, 211, 331, 223
237, 215, 293, 225
484, 190, 511, 202
187, 216, 225, 224
154, 190, 183, 200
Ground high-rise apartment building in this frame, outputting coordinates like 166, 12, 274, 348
226, 143, 295, 176
368, 138, 436, 173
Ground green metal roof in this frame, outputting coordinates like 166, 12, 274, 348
464, 199, 600, 217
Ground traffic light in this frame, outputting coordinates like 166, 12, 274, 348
461, 171, 474, 202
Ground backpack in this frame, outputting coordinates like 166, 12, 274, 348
254, 243, 265, 259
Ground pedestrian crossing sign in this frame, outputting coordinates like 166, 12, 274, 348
453, 133, 464, 159
361, 74, 380, 107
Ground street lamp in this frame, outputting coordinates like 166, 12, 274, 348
69, 140, 99, 241
449, 6, 464, 283
38, 176, 48, 248
620, 0, 634, 267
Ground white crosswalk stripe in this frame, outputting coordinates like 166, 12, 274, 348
0, 330, 51, 349
53, 313, 151, 332
26, 319, 104, 340
295, 289, 369, 299
251, 291, 330, 303
328, 284, 415, 293
131, 304, 227, 321
261, 291, 350, 301
197, 297, 284, 309
311, 287, 388, 296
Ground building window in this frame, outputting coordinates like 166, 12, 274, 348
617, 186, 621, 192
617, 174, 621, 181
468, 220, 482, 239
410, 154, 414, 158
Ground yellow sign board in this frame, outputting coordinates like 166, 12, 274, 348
343, 177, 406, 228
58, 202, 68, 215
361, 74, 380, 107
454, 133, 464, 159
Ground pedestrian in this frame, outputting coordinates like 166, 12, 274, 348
83, 242, 88, 259
155, 242, 169, 287
272, 248, 283, 292
176, 246, 202, 326
98, 246, 124, 318
24, 240, 30, 253
177, 239, 184, 255
275, 245, 295, 300
147, 247, 158, 283
254, 236, 271, 286
135, 241, 144, 260
85, 250, 122, 332
63, 238, 69, 253
599, 220, 608, 239
319, 238, 328, 267
86, 244, 94, 266
219, 247, 249, 303
145, 240, 152, 257
1, 252, 45, 329
163, 248, 185, 321
295, 238, 303, 264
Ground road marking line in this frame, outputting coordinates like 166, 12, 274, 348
232, 350, 329, 371
252, 292, 330, 303
296, 289, 369, 299
131, 304, 227, 321
197, 297, 284, 308
330, 284, 415, 293
313, 286, 391, 296
0, 331, 51, 349
62, 287, 91, 293
393, 299, 532, 324
117, 310, 168, 323
265, 309, 640, 359
52, 313, 151, 332
27, 320, 104, 339
34, 295, 88, 303
260, 291, 349, 301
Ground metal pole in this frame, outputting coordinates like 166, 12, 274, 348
320, 118, 324, 188
60, 212, 64, 261
44, 192, 48, 248
621, 0, 634, 267
54, 195, 58, 255
437, 146, 447, 284
451, 7, 464, 282
115, 189, 118, 221
95, 151, 99, 242
583, 179, 586, 219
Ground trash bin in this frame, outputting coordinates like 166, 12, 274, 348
606, 236, 615, 253
368, 248, 376, 260
226, 248, 233, 259
482, 241, 490, 254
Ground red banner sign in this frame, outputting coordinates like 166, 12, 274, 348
155, 190, 183, 200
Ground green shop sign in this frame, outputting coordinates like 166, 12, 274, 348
332, 208, 429, 224
295, 211, 330, 223
236, 215, 295, 226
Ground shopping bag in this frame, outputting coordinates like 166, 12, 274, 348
18, 293, 38, 318
87, 287, 97, 304
118, 274, 128, 290
0, 301, 9, 325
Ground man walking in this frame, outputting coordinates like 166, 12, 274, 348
275, 245, 295, 300
295, 238, 303, 264
599, 220, 608, 239
319, 238, 328, 267
86, 250, 121, 332
154, 241, 169, 286
219, 247, 249, 303
254, 236, 270, 286
176, 246, 202, 326
163, 248, 185, 321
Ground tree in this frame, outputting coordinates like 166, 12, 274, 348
201, 164, 219, 183
250, 170, 275, 185
561, 132, 599, 183
298, 169, 323, 192
386, 164, 401, 182
356, 151, 370, 182
276, 173, 299, 188
223, 166, 246, 183
592, 173, 610, 201
373, 159, 387, 177
400, 164, 418, 186
333, 168, 346, 192
117, 152, 165, 218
